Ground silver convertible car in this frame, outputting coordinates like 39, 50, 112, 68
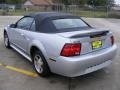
4, 12, 117, 77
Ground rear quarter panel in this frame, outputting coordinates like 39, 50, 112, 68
25, 31, 71, 65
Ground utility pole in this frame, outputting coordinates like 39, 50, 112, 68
92, 0, 95, 17
107, 0, 110, 17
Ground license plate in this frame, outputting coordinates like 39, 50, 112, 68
92, 40, 102, 49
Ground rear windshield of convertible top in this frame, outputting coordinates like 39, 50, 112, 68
52, 18, 88, 29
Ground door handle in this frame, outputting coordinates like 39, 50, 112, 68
20, 33, 24, 36
20, 33, 30, 40
20, 33, 26, 39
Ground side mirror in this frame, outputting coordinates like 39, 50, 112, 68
10, 24, 16, 28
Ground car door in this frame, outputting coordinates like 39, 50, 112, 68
13, 17, 34, 53
7, 25, 17, 45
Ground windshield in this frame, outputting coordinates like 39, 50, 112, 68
52, 19, 88, 29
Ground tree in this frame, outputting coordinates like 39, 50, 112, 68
87, 0, 114, 6
77, 0, 88, 5
0, 0, 5, 3
55, 0, 70, 5
5, 0, 25, 4
53, 0, 114, 6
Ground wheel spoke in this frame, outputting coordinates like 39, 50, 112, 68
34, 55, 43, 73
4, 34, 8, 46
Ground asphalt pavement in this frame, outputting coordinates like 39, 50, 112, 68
0, 16, 120, 90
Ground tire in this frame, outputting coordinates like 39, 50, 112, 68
4, 32, 11, 48
32, 50, 51, 77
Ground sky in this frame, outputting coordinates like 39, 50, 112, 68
115, 0, 120, 4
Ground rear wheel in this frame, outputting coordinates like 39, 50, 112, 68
32, 50, 51, 77
4, 32, 10, 48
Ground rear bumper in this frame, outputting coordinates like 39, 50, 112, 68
51, 44, 117, 77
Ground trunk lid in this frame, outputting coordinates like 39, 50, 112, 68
57, 28, 112, 55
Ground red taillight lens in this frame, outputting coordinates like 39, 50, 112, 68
111, 36, 114, 45
60, 43, 81, 57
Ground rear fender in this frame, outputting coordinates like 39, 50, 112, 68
28, 40, 48, 62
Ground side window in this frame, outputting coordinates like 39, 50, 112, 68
30, 21, 36, 31
17, 17, 34, 30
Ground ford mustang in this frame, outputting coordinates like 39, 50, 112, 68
4, 12, 117, 77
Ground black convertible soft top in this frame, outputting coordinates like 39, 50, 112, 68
26, 12, 77, 20
25, 12, 90, 33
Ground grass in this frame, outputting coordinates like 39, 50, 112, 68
73, 11, 108, 18
0, 9, 117, 18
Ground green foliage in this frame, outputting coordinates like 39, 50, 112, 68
5, 0, 25, 4
78, 0, 88, 5
2, 0, 115, 6
87, 0, 114, 6
53, 0, 114, 6
0, 0, 5, 3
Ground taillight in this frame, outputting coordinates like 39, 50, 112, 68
110, 36, 114, 45
60, 43, 81, 57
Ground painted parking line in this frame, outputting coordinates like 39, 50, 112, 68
0, 63, 2, 66
0, 63, 38, 77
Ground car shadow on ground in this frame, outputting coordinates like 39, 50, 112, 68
47, 69, 108, 90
